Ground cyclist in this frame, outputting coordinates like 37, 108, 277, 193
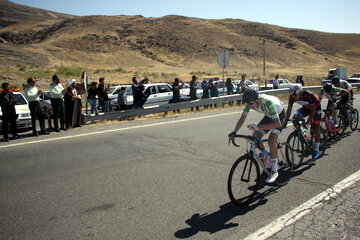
284, 84, 322, 160
228, 88, 285, 183
319, 83, 350, 127
331, 76, 354, 111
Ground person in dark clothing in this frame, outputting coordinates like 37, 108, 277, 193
87, 82, 99, 115
133, 84, 150, 109
0, 83, 20, 141
225, 78, 234, 95
98, 77, 110, 112
172, 78, 184, 103
49, 74, 67, 132
298, 75, 305, 86
131, 77, 140, 106
189, 75, 199, 111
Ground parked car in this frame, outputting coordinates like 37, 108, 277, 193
178, 83, 203, 100
0, 91, 32, 131
108, 85, 131, 101
347, 73, 360, 83
260, 79, 292, 90
232, 80, 259, 91
110, 83, 173, 109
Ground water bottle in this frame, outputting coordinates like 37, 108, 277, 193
301, 125, 309, 142
259, 150, 269, 167
329, 117, 334, 127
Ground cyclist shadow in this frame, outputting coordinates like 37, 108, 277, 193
174, 192, 276, 238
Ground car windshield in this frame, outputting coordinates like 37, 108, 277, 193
125, 86, 133, 95
109, 87, 117, 93
14, 94, 27, 105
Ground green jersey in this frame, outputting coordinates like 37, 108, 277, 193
243, 94, 284, 119
319, 86, 341, 102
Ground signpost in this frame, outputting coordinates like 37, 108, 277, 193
217, 49, 229, 95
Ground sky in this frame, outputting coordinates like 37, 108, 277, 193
10, 0, 360, 33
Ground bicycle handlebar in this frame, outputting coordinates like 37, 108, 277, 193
229, 134, 268, 147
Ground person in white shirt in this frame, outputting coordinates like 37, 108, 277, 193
24, 78, 49, 136
49, 74, 67, 132
273, 74, 279, 89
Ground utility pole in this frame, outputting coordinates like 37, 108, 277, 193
263, 39, 266, 76
61, 52, 63, 67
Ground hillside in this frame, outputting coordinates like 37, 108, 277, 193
0, 0, 360, 85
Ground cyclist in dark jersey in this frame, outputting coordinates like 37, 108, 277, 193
284, 84, 322, 160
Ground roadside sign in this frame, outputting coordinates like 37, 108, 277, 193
217, 50, 229, 67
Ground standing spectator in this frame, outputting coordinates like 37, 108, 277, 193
273, 74, 279, 89
201, 78, 210, 109
225, 77, 234, 95
65, 79, 82, 128
298, 74, 305, 86
209, 80, 219, 97
24, 78, 49, 136
189, 75, 199, 111
239, 74, 249, 93
49, 74, 67, 132
295, 75, 300, 84
98, 77, 110, 112
131, 77, 140, 107
133, 84, 150, 109
172, 78, 184, 103
140, 77, 150, 84
0, 83, 20, 141
87, 82, 99, 115
117, 87, 128, 110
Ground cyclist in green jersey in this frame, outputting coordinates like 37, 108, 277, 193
228, 88, 286, 183
319, 83, 350, 127
331, 76, 354, 111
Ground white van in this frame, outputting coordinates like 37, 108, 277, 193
0, 90, 32, 131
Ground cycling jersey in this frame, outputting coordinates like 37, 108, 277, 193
319, 86, 341, 102
289, 90, 321, 109
243, 94, 284, 119
339, 80, 352, 91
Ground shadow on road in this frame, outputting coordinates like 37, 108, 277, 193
174, 186, 283, 238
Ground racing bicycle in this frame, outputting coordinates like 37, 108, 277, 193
285, 118, 328, 169
338, 99, 359, 132
227, 134, 294, 206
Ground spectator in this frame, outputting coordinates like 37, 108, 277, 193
49, 74, 67, 132
65, 79, 82, 128
172, 78, 184, 103
239, 74, 249, 93
225, 77, 234, 95
273, 74, 279, 89
98, 77, 110, 112
131, 77, 140, 106
133, 84, 150, 109
24, 78, 49, 136
201, 78, 210, 99
117, 87, 128, 110
295, 75, 300, 84
87, 82, 99, 115
189, 75, 199, 111
209, 80, 219, 97
298, 74, 305, 86
0, 83, 20, 141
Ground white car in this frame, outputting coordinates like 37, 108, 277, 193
0, 91, 32, 131
110, 83, 173, 108
232, 80, 259, 91
347, 73, 360, 83
178, 83, 203, 100
260, 79, 292, 90
108, 85, 131, 101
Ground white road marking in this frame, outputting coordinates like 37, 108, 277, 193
0, 111, 242, 149
242, 169, 360, 240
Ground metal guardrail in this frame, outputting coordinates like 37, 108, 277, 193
83, 84, 360, 124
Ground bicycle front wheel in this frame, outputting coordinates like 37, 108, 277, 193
275, 143, 294, 186
350, 109, 359, 131
286, 131, 304, 169
227, 154, 260, 207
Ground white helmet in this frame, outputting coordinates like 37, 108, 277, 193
289, 83, 302, 95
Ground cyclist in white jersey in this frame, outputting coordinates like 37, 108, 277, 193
228, 88, 286, 183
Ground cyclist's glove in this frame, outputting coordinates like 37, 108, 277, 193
228, 131, 236, 138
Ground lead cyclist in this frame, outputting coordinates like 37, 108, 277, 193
228, 88, 286, 183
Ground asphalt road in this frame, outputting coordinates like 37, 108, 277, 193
1, 99, 360, 240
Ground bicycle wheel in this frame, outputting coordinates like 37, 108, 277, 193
349, 109, 359, 131
334, 114, 346, 141
286, 131, 304, 169
227, 154, 260, 206
275, 143, 294, 186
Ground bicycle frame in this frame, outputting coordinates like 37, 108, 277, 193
290, 119, 314, 150
323, 110, 342, 134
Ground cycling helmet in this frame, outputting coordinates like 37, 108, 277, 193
323, 83, 332, 93
331, 76, 340, 85
289, 83, 302, 95
242, 88, 259, 103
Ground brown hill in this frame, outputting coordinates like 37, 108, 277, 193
0, 0, 360, 85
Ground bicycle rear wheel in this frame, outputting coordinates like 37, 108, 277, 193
227, 154, 260, 206
286, 131, 304, 169
275, 143, 293, 186
349, 109, 359, 131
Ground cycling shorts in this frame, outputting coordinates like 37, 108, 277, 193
294, 106, 322, 126
257, 109, 286, 136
